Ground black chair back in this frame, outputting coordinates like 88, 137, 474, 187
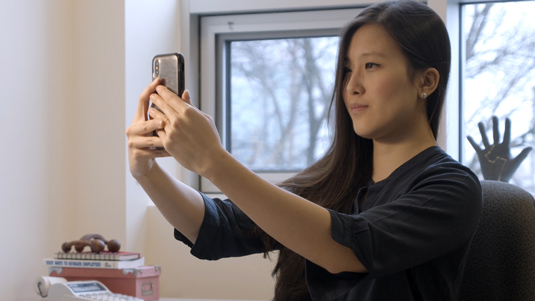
459, 180, 535, 300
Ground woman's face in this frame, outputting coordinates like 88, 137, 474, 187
343, 24, 428, 142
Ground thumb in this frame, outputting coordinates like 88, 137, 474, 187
181, 89, 192, 105
512, 146, 533, 166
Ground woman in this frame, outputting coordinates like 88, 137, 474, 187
126, 0, 482, 300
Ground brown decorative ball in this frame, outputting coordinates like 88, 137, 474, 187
107, 239, 121, 253
90, 239, 105, 253
74, 243, 85, 253
61, 242, 71, 253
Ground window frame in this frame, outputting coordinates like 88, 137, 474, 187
458, 0, 535, 193
199, 8, 363, 193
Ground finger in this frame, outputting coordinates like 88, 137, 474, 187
126, 119, 165, 137
134, 78, 160, 123
149, 107, 170, 124
150, 92, 177, 119
181, 89, 192, 106
156, 85, 190, 112
478, 122, 490, 148
467, 136, 482, 153
492, 116, 500, 144
155, 128, 167, 141
128, 135, 165, 149
132, 148, 172, 161
503, 117, 511, 146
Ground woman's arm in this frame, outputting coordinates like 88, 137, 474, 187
135, 163, 205, 244
126, 79, 204, 243
208, 152, 366, 274
150, 85, 367, 274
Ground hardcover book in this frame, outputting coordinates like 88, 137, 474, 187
44, 257, 145, 269
55, 251, 141, 261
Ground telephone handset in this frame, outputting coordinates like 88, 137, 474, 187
40, 278, 143, 301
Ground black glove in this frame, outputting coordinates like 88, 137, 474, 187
467, 116, 532, 182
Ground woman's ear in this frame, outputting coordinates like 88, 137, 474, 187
418, 67, 440, 98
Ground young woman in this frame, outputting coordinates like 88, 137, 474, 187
126, 0, 482, 300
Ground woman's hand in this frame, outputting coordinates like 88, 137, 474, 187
126, 79, 171, 178
148, 84, 226, 176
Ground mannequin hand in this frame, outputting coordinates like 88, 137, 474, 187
467, 116, 532, 182
149, 84, 225, 176
126, 79, 171, 178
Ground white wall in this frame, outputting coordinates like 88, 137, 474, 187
0, 1, 72, 299
0, 0, 126, 300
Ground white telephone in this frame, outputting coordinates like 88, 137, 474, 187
35, 277, 143, 301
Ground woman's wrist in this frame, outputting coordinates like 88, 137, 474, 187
133, 160, 160, 182
199, 148, 236, 183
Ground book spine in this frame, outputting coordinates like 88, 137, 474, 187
43, 257, 144, 269
55, 252, 140, 261
56, 253, 116, 260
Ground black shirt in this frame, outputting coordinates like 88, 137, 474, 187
174, 146, 483, 300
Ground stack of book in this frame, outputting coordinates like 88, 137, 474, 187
44, 251, 145, 269
43, 251, 160, 300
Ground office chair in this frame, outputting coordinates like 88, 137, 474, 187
458, 180, 535, 301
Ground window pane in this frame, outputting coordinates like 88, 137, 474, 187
229, 37, 338, 172
462, 1, 535, 193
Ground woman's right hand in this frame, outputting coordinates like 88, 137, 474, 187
126, 79, 171, 178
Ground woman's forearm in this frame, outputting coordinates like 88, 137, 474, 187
204, 150, 366, 274
135, 162, 205, 243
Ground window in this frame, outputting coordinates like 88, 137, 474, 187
461, 1, 535, 193
228, 36, 338, 172
200, 9, 362, 193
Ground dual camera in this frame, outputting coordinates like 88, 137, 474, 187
153, 59, 160, 78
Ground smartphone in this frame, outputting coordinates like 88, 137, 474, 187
151, 53, 185, 148
151, 52, 185, 110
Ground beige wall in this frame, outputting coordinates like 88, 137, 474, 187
0, 0, 455, 300
0, 0, 126, 300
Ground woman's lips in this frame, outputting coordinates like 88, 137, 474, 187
349, 103, 368, 114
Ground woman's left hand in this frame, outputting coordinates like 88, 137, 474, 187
149, 85, 226, 176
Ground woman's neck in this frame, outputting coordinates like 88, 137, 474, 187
371, 133, 437, 183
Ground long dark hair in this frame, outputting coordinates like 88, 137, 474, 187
256, 1, 451, 300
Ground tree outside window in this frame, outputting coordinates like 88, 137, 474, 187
229, 37, 338, 172
463, 1, 535, 193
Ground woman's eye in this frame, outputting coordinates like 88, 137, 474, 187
343, 67, 352, 74
365, 63, 379, 69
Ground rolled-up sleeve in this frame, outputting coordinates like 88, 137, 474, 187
174, 192, 273, 260
329, 169, 482, 276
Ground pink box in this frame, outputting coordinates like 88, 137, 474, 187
49, 265, 161, 301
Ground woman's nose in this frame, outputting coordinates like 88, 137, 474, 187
345, 72, 364, 95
